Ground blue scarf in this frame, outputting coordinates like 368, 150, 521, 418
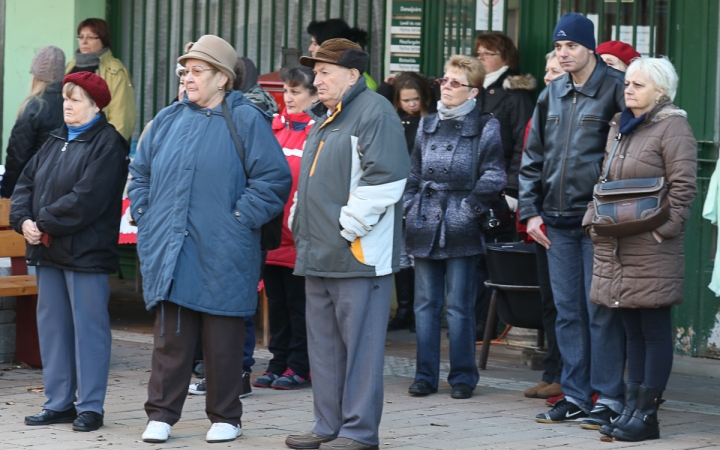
618, 108, 647, 135
67, 114, 100, 141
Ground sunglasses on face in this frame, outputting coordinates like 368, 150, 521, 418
437, 78, 473, 89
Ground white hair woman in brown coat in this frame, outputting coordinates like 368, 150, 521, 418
583, 57, 697, 442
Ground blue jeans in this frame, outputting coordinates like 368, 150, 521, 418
545, 226, 625, 413
413, 256, 479, 389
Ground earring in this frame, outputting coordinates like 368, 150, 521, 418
218, 86, 223, 90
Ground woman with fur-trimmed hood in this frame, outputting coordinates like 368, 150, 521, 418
474, 32, 536, 206
582, 57, 696, 443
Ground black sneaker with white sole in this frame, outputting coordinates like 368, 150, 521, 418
535, 399, 589, 423
580, 404, 621, 430
189, 378, 206, 395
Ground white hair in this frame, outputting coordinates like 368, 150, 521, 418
626, 56, 678, 101
545, 50, 556, 60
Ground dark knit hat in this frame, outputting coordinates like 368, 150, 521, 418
63, 72, 111, 110
178, 35, 237, 83
299, 38, 369, 73
553, 13, 596, 51
31, 46, 66, 83
596, 40, 641, 66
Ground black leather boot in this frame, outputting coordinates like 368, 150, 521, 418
612, 385, 664, 442
388, 268, 414, 331
600, 382, 639, 436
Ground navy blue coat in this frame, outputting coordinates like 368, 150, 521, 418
128, 91, 291, 316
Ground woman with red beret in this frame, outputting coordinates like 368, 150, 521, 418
11, 71, 129, 433
596, 40, 641, 72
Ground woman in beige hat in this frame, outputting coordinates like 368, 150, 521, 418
129, 35, 290, 444
2, 46, 66, 198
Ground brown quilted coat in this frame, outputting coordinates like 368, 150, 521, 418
582, 102, 697, 308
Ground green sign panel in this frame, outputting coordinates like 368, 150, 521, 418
390, 55, 421, 72
391, 36, 421, 53
391, 19, 421, 35
392, 1, 422, 16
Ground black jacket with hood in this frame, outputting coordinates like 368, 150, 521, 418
10, 113, 129, 273
519, 56, 625, 222
1, 83, 64, 198
479, 70, 536, 199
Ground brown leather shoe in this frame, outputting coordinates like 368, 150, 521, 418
319, 437, 379, 450
524, 381, 549, 398
536, 382, 563, 399
286, 432, 333, 449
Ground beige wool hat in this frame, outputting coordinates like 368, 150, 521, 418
178, 35, 238, 82
31, 46, 66, 83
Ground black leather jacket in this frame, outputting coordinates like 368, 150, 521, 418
518, 56, 625, 221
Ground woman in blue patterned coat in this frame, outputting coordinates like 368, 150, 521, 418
404, 56, 506, 400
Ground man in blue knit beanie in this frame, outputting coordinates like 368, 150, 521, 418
518, 12, 627, 429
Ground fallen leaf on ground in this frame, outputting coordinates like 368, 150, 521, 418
429, 423, 448, 427
600, 435, 613, 442
6, 401, 15, 405
26, 386, 44, 393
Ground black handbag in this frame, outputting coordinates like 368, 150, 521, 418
221, 99, 284, 251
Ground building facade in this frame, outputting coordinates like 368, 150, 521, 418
0, 0, 718, 359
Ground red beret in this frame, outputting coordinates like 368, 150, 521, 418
62, 72, 111, 110
596, 41, 641, 67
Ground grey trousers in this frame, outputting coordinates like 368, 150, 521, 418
36, 266, 111, 415
305, 275, 392, 446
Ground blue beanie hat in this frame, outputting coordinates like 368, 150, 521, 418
553, 13, 596, 51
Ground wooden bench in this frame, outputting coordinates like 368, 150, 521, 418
0, 198, 41, 367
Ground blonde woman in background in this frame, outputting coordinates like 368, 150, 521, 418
2, 46, 66, 198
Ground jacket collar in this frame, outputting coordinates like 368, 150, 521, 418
51, 112, 109, 141
273, 109, 313, 131
557, 54, 610, 98
422, 107, 486, 137
307, 76, 368, 127
178, 90, 271, 121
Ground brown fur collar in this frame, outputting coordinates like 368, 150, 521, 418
652, 104, 688, 122
502, 73, 537, 91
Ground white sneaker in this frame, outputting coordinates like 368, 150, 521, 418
142, 420, 172, 443
206, 422, 242, 443
188, 378, 206, 395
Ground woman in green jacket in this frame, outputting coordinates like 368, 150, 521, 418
66, 18, 137, 141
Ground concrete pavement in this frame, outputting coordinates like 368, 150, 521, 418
1, 290, 719, 449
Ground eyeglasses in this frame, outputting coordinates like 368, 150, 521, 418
476, 51, 499, 59
184, 65, 218, 77
437, 78, 473, 89
77, 35, 100, 41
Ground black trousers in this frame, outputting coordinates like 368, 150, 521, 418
263, 265, 310, 379
619, 306, 673, 391
145, 301, 246, 426
536, 243, 563, 384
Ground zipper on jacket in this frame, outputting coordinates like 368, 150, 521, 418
61, 142, 68, 152
556, 92, 577, 216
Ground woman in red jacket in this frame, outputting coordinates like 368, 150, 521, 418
253, 66, 317, 390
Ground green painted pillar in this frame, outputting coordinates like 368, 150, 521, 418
2, 0, 105, 159
420, 0, 446, 77
517, 0, 559, 90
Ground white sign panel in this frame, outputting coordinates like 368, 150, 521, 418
611, 25, 655, 56
476, 0, 504, 31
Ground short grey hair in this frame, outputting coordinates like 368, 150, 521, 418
626, 56, 679, 101
545, 50, 556, 60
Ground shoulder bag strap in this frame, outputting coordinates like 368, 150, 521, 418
221, 99, 248, 177
601, 132, 623, 183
